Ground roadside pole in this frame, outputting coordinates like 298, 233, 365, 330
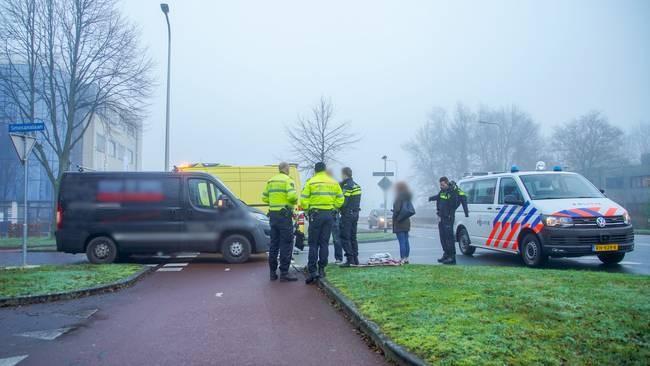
375, 157, 394, 234
383, 157, 387, 233
9, 122, 43, 267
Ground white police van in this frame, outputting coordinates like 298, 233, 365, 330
454, 164, 634, 267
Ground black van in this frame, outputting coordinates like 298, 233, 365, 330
55, 171, 271, 264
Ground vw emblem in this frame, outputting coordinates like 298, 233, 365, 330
596, 217, 607, 228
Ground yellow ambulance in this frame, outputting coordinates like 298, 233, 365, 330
175, 163, 305, 231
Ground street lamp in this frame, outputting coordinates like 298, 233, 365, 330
478, 120, 508, 171
161, 3, 171, 171
381, 155, 388, 233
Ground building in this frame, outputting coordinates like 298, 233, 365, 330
0, 64, 142, 235
585, 154, 650, 229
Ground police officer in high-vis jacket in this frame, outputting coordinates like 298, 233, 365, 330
429, 176, 469, 265
339, 167, 362, 267
262, 162, 298, 282
301, 162, 344, 284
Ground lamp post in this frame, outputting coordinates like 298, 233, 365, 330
478, 120, 508, 171
381, 155, 388, 233
161, 3, 171, 171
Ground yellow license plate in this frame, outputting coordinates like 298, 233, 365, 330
594, 244, 619, 252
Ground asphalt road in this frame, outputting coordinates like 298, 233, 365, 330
0, 255, 385, 366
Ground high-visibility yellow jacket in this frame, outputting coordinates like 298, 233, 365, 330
301, 171, 344, 211
261, 173, 298, 211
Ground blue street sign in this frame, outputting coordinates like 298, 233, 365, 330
8, 123, 45, 133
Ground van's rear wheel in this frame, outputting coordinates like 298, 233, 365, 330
458, 228, 475, 256
520, 233, 547, 267
221, 234, 251, 264
86, 236, 118, 264
597, 252, 625, 265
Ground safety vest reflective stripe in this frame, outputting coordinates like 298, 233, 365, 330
262, 173, 297, 211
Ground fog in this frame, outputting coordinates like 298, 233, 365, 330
121, 0, 650, 210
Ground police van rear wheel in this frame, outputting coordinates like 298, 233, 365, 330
458, 228, 475, 256
520, 233, 547, 267
597, 252, 625, 265
221, 235, 251, 264
86, 236, 118, 264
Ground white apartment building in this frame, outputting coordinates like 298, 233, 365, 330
78, 115, 142, 172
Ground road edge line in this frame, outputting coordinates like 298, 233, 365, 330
318, 278, 429, 366
0, 265, 155, 308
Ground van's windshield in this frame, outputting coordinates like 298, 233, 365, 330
520, 174, 603, 200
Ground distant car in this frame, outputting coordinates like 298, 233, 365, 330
368, 209, 392, 229
56, 171, 271, 264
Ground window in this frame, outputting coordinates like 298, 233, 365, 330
520, 174, 602, 200
188, 178, 222, 209
96, 134, 106, 153
108, 141, 116, 157
128, 149, 134, 164
117, 144, 125, 161
631, 176, 650, 188
470, 179, 497, 204
605, 177, 624, 189
459, 182, 475, 204
498, 177, 524, 204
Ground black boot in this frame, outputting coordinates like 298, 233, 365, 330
280, 272, 298, 282
441, 257, 456, 265
270, 270, 278, 281
340, 257, 353, 267
305, 273, 318, 284
353, 256, 360, 265
437, 255, 447, 263
318, 267, 326, 278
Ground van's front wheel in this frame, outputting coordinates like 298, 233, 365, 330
520, 233, 547, 267
86, 236, 118, 264
221, 234, 251, 264
458, 228, 475, 256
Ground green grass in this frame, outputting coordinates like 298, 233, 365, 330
0, 264, 144, 298
0, 237, 56, 249
327, 265, 650, 365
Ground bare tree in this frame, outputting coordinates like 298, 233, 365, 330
1, 0, 153, 222
552, 111, 627, 174
628, 121, 650, 163
286, 97, 360, 169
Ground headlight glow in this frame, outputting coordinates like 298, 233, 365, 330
623, 212, 631, 225
543, 215, 573, 227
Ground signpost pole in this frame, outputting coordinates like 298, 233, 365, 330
22, 139, 28, 267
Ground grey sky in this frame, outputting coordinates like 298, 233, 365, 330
121, 0, 650, 209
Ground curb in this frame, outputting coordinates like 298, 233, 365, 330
0, 265, 155, 308
318, 278, 428, 366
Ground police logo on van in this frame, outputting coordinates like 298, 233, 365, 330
596, 217, 607, 228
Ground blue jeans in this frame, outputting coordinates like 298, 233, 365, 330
395, 231, 410, 259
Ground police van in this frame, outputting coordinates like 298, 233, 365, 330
454, 165, 634, 267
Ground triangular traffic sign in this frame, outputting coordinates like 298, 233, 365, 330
9, 134, 36, 163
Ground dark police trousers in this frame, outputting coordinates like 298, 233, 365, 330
332, 213, 343, 261
269, 210, 293, 274
438, 215, 456, 258
340, 211, 359, 261
308, 210, 334, 275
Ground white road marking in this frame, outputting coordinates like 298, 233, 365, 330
144, 264, 158, 267
163, 263, 188, 267
215, 292, 223, 297
16, 327, 73, 341
0, 355, 28, 366
225, 268, 231, 271
156, 267, 183, 272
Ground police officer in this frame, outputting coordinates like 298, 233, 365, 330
429, 177, 468, 265
339, 167, 362, 267
327, 169, 344, 264
262, 162, 298, 282
301, 162, 344, 284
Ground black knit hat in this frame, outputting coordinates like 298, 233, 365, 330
315, 162, 326, 172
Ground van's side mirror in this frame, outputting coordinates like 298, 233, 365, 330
504, 194, 524, 205
216, 195, 233, 209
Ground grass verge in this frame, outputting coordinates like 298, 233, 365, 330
327, 265, 649, 365
0, 237, 56, 250
0, 264, 143, 298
